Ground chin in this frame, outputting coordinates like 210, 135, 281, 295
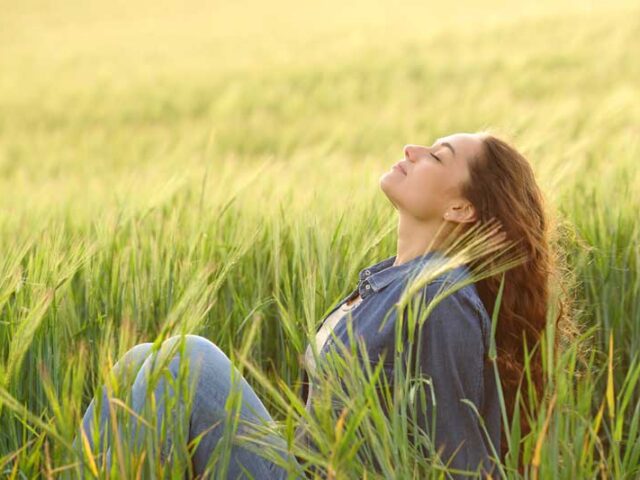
379, 171, 397, 189
379, 179, 400, 208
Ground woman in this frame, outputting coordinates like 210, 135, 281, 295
73, 131, 566, 478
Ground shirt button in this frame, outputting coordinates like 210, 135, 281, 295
365, 284, 371, 290
365, 270, 371, 276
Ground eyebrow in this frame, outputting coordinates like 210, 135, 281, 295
437, 141, 456, 157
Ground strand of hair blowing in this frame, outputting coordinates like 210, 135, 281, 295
460, 134, 565, 472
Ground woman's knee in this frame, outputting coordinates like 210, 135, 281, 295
161, 334, 226, 359
158, 334, 231, 374
112, 342, 153, 378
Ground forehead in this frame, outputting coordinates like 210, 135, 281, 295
436, 133, 483, 162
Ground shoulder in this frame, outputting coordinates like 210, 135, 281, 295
409, 264, 491, 353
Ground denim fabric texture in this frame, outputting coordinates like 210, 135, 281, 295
74, 250, 501, 479
73, 334, 304, 479
297, 250, 502, 479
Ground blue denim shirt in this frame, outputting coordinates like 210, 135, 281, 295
298, 250, 502, 478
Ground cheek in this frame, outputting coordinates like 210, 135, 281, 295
409, 168, 456, 211
409, 168, 442, 196
404, 174, 442, 215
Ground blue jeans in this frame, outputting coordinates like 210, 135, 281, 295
72, 334, 304, 479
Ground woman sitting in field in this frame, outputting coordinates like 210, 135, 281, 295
73, 131, 566, 479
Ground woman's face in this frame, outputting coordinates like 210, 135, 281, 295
379, 132, 484, 222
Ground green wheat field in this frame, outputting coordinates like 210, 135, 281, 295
1, 0, 639, 478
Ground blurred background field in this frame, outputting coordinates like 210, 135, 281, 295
0, 0, 639, 477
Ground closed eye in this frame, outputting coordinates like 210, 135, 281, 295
430, 153, 441, 162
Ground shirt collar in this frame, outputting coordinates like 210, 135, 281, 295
357, 250, 449, 297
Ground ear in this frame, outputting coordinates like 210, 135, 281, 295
444, 202, 477, 223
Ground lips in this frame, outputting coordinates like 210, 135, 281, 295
393, 162, 407, 175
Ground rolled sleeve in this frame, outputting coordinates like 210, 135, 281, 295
403, 282, 496, 478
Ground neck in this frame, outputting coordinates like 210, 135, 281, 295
393, 212, 450, 266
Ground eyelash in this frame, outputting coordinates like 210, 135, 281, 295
430, 153, 441, 162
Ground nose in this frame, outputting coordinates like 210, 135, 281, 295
403, 144, 421, 162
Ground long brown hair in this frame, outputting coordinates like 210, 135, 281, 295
458, 131, 578, 470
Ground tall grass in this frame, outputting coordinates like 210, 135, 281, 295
0, 0, 639, 477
